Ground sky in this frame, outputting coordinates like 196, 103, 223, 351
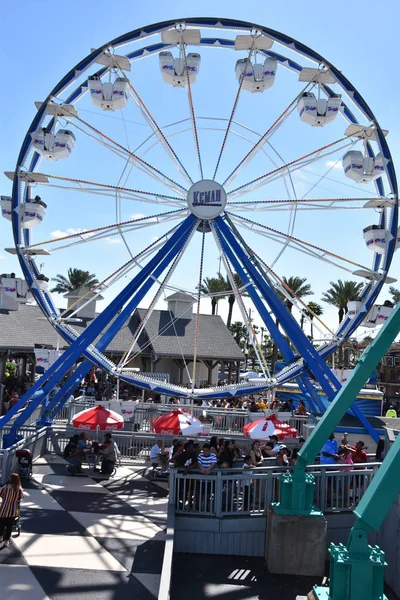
0, 0, 399, 346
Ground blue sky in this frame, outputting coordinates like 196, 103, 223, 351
1, 0, 399, 340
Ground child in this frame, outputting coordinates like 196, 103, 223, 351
242, 455, 254, 511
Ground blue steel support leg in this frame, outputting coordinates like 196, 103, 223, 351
212, 222, 324, 412
217, 216, 379, 440
1, 216, 196, 444
40, 360, 92, 425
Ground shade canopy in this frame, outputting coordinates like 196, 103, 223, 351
151, 410, 203, 436
72, 404, 124, 431
243, 414, 298, 440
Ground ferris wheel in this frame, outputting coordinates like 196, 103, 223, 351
2, 17, 398, 408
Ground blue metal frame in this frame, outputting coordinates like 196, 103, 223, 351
215, 216, 380, 441
1, 215, 196, 444
213, 221, 325, 414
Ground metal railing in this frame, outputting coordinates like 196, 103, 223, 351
52, 399, 312, 437
0, 427, 48, 484
169, 462, 379, 516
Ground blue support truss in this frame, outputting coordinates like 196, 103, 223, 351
0, 215, 196, 445
212, 221, 325, 414
214, 215, 379, 442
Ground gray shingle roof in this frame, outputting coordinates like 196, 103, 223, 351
0, 304, 244, 361
136, 308, 244, 360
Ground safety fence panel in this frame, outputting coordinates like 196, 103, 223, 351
170, 463, 379, 517
0, 427, 48, 484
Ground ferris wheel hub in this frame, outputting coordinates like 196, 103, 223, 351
187, 179, 227, 220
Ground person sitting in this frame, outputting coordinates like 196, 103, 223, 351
78, 432, 89, 451
99, 436, 116, 474
281, 399, 293, 413
276, 445, 290, 468
295, 399, 309, 416
150, 440, 168, 471
385, 405, 397, 418
248, 440, 263, 467
63, 435, 83, 473
261, 441, 276, 458
269, 434, 281, 453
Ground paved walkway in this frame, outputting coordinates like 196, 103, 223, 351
0, 454, 168, 600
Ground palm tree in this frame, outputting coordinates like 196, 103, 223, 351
304, 301, 324, 340
222, 273, 247, 328
198, 274, 226, 315
282, 276, 313, 312
389, 286, 400, 304
50, 268, 99, 294
321, 280, 364, 324
230, 321, 248, 350
271, 276, 313, 372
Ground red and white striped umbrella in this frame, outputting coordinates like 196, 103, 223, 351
72, 404, 124, 431
151, 410, 203, 436
243, 414, 298, 440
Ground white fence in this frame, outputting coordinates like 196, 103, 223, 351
0, 427, 48, 484
169, 462, 379, 516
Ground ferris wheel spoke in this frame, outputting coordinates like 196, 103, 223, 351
182, 43, 203, 180
60, 109, 188, 196
213, 45, 255, 181
222, 80, 315, 188
59, 218, 190, 321
113, 65, 194, 187
23, 172, 186, 209
226, 136, 355, 200
228, 196, 379, 212
28, 209, 186, 253
227, 211, 372, 274
117, 218, 198, 370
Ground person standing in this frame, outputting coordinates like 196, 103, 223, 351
0, 473, 23, 550
320, 433, 339, 465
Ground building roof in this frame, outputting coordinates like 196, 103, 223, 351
0, 304, 244, 362
136, 308, 244, 361
164, 292, 196, 303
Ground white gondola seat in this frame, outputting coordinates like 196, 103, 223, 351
159, 52, 201, 87
88, 76, 129, 111
235, 57, 277, 92
363, 225, 387, 254
362, 303, 393, 328
32, 128, 76, 160
0, 195, 46, 228
342, 151, 385, 183
297, 93, 341, 126
36, 274, 49, 292
347, 300, 364, 318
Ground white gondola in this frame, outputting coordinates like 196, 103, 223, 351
347, 300, 364, 319
363, 225, 387, 254
36, 275, 49, 292
88, 76, 129, 111
297, 93, 341, 126
159, 51, 201, 87
0, 195, 46, 227
342, 150, 385, 183
235, 57, 277, 93
32, 128, 76, 160
362, 304, 393, 328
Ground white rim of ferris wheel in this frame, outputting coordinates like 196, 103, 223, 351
6, 17, 398, 398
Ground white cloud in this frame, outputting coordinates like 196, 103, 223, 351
131, 212, 146, 220
50, 227, 88, 239
105, 236, 123, 245
325, 160, 342, 169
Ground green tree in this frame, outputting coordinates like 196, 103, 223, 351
301, 301, 324, 340
222, 273, 247, 328
50, 268, 99, 294
321, 280, 364, 324
198, 274, 226, 315
282, 276, 314, 313
389, 286, 400, 305
230, 321, 247, 350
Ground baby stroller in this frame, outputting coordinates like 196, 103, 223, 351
15, 449, 33, 480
